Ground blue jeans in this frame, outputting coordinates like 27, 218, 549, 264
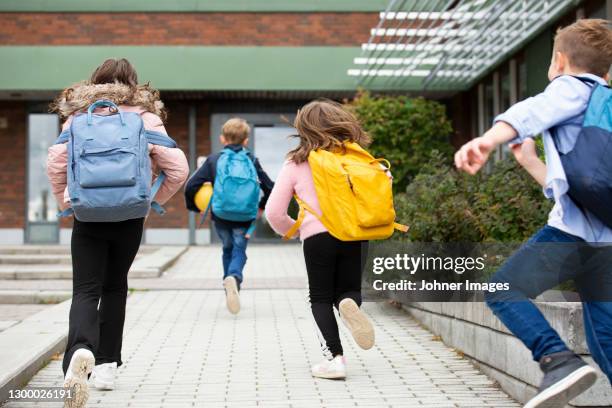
214, 221, 248, 287
485, 226, 612, 383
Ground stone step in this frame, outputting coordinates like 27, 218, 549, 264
0, 290, 72, 304
0, 245, 159, 255
0, 246, 187, 280
0, 253, 145, 265
0, 254, 72, 265
0, 300, 70, 404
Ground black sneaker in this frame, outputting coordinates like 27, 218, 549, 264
524, 351, 597, 408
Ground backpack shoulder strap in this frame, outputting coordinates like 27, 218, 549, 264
144, 131, 177, 214
145, 130, 177, 148
54, 129, 70, 145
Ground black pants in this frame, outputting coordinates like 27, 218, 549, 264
303, 232, 366, 358
62, 218, 143, 374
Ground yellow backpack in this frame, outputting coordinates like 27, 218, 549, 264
283, 142, 408, 241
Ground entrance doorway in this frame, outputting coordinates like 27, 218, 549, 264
26, 113, 60, 243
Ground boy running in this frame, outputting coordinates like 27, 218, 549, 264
455, 19, 612, 407
185, 118, 274, 314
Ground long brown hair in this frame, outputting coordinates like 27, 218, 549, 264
288, 99, 371, 164
90, 58, 138, 87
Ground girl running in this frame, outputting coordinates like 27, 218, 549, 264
265, 100, 377, 380
47, 58, 189, 407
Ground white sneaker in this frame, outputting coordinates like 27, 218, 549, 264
339, 298, 375, 350
223, 276, 240, 314
63, 348, 95, 408
311, 355, 346, 380
90, 362, 117, 390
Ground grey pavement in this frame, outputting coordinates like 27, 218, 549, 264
2, 246, 519, 408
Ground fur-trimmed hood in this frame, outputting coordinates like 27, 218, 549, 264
51, 81, 166, 121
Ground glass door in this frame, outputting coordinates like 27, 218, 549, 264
26, 113, 60, 243
250, 125, 299, 240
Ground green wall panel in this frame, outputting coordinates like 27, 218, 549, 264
0, 46, 371, 91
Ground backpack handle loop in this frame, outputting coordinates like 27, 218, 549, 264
87, 100, 125, 126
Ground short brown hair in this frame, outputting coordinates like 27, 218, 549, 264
554, 19, 612, 77
222, 118, 250, 144
90, 58, 138, 87
289, 99, 371, 164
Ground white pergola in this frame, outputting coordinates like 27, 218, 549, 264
349, 0, 582, 90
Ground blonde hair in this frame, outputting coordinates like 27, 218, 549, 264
289, 99, 371, 164
554, 19, 612, 77
222, 118, 250, 144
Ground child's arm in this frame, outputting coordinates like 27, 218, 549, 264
455, 76, 590, 175
510, 139, 547, 187
264, 161, 297, 237
253, 158, 275, 213
184, 159, 213, 212
46, 117, 73, 211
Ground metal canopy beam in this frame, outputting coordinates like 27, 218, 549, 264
349, 0, 582, 91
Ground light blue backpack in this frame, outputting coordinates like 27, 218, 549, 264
211, 147, 261, 222
54, 100, 177, 222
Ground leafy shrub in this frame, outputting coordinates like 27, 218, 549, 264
394, 152, 552, 242
349, 91, 454, 192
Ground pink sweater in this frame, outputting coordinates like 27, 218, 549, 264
47, 105, 189, 210
265, 160, 327, 241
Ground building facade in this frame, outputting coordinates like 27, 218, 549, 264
0, 1, 385, 245
0, 0, 610, 245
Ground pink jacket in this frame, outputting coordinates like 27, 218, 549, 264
47, 105, 189, 211
265, 160, 327, 241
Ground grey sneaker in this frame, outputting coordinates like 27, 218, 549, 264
524, 351, 597, 408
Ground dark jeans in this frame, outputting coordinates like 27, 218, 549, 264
62, 218, 143, 374
485, 225, 612, 383
303, 232, 366, 358
214, 221, 248, 286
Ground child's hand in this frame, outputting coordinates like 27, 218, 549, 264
510, 138, 538, 166
454, 136, 495, 175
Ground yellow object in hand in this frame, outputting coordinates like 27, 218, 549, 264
194, 182, 213, 213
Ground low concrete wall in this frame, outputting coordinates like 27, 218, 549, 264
392, 296, 612, 406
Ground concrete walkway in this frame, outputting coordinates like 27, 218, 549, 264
4, 246, 520, 408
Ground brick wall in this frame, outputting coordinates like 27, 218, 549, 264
146, 101, 210, 229
0, 102, 26, 228
0, 13, 378, 46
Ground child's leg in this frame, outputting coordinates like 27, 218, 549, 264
576, 248, 612, 383
214, 221, 233, 278
335, 241, 374, 350
97, 218, 143, 367
485, 226, 583, 361
63, 220, 108, 375
333, 241, 365, 307
226, 227, 248, 287
581, 302, 612, 383
303, 232, 342, 358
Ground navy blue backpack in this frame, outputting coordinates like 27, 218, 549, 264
557, 77, 612, 228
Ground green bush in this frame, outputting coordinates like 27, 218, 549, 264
394, 152, 552, 242
349, 91, 453, 192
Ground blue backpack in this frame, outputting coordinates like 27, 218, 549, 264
211, 147, 261, 222
54, 100, 177, 222
557, 77, 612, 228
